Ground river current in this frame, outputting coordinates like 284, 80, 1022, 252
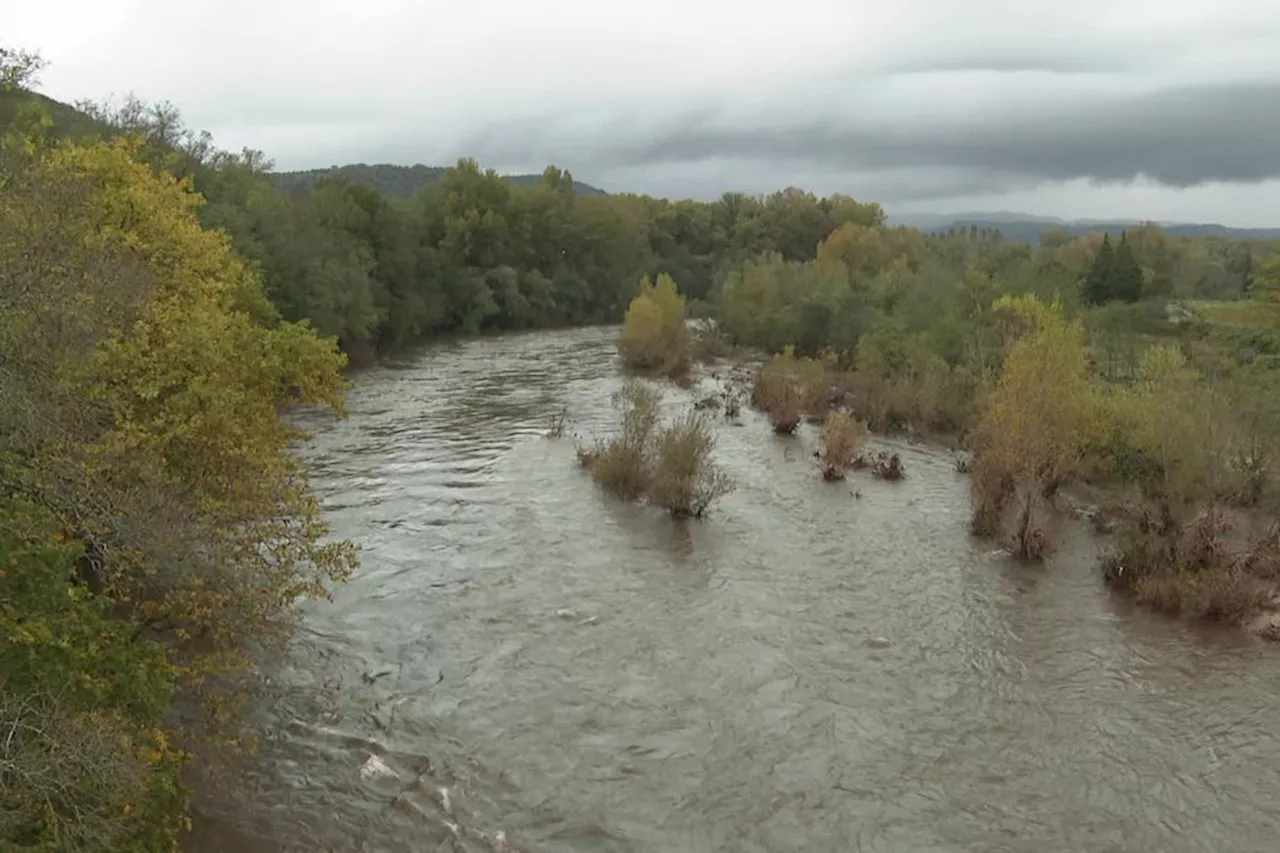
188, 325, 1280, 853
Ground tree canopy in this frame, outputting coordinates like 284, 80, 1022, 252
1, 60, 352, 850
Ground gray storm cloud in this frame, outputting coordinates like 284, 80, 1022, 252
456, 81, 1280, 190
10, 0, 1280, 221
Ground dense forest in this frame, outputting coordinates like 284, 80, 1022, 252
4, 42, 1280, 850
12, 91, 883, 364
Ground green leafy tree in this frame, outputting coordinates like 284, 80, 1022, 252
1083, 234, 1117, 305
1084, 231, 1145, 305
1112, 232, 1145, 303
0, 495, 186, 851
971, 295, 1098, 554
0, 46, 46, 91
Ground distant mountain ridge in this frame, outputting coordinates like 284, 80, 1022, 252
888, 211, 1280, 243
270, 163, 608, 199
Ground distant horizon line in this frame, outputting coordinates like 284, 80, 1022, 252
269, 162, 1280, 232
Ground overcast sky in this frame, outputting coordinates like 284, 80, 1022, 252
9, 0, 1280, 225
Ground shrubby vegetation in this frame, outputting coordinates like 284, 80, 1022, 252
714, 197, 1280, 628
969, 296, 1096, 556
751, 349, 829, 434
649, 413, 734, 518
818, 412, 862, 481
618, 273, 691, 379
577, 382, 731, 518
687, 127, 1279, 626
577, 382, 663, 502
0, 493, 185, 850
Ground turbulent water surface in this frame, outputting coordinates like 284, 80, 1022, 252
189, 326, 1280, 853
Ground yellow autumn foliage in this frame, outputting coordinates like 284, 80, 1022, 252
970, 295, 1098, 554
1099, 343, 1239, 504
0, 136, 355, 680
617, 272, 690, 378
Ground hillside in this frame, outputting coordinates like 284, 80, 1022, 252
890, 212, 1280, 244
270, 163, 608, 199
0, 88, 110, 139
0, 89, 610, 200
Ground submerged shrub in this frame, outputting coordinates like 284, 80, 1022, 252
969, 461, 1015, 537
850, 332, 982, 436
721, 385, 744, 420
690, 319, 734, 363
1103, 503, 1275, 625
546, 408, 568, 439
818, 411, 862, 481
579, 381, 661, 500
578, 381, 732, 517
869, 451, 905, 481
969, 296, 1094, 557
1005, 486, 1052, 560
618, 273, 690, 379
648, 412, 734, 518
752, 348, 826, 434
753, 364, 803, 434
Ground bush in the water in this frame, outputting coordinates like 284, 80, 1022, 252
866, 450, 906, 481
578, 381, 732, 517
969, 296, 1094, 559
578, 381, 661, 501
845, 329, 983, 436
617, 273, 690, 380
648, 412, 734, 518
1103, 504, 1275, 624
818, 411, 861, 481
752, 348, 825, 434
689, 319, 735, 364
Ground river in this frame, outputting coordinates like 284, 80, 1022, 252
188, 325, 1280, 853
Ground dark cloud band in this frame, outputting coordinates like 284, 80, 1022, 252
461, 80, 1280, 189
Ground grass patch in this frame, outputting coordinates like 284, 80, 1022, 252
1189, 299, 1278, 330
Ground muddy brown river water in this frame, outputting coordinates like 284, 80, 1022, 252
188, 325, 1280, 853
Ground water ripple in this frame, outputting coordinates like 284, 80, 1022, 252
191, 326, 1280, 853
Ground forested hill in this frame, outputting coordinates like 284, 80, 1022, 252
892, 213, 1280, 244
271, 163, 608, 199
0, 88, 108, 137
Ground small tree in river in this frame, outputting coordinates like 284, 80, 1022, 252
970, 295, 1096, 556
618, 273, 690, 379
